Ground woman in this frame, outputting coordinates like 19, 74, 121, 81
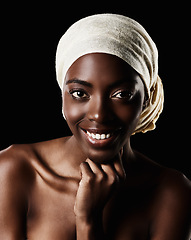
0, 14, 190, 240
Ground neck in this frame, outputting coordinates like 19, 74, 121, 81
122, 140, 136, 171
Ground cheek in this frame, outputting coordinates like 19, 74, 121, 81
63, 92, 86, 127
116, 104, 142, 122
115, 95, 144, 133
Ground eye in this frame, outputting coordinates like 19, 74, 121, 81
111, 90, 133, 100
69, 90, 89, 99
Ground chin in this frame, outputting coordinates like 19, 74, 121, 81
85, 148, 120, 164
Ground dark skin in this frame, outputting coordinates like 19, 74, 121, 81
0, 53, 191, 240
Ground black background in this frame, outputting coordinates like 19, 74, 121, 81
1, 2, 191, 179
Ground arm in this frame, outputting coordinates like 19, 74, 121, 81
74, 152, 125, 240
0, 156, 30, 240
151, 170, 191, 240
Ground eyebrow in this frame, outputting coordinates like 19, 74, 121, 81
65, 78, 93, 88
65, 77, 138, 89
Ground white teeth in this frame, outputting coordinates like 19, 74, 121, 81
86, 131, 111, 140
87, 131, 91, 137
106, 134, 110, 139
96, 134, 101, 140
101, 134, 106, 140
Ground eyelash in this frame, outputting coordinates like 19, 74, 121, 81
69, 89, 90, 100
68, 89, 134, 101
111, 90, 134, 100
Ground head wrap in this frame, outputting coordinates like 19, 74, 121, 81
56, 13, 164, 134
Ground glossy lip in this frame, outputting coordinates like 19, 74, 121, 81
80, 127, 122, 148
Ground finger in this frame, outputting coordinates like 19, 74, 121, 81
86, 159, 106, 181
85, 159, 103, 174
79, 162, 94, 183
101, 163, 115, 176
101, 164, 119, 185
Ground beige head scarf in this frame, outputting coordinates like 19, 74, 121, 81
56, 13, 164, 134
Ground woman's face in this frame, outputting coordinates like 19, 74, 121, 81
63, 53, 145, 163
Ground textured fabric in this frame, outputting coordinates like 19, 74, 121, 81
56, 13, 164, 134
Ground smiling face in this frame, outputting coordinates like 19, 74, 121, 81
63, 53, 145, 163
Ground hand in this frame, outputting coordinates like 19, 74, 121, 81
74, 150, 126, 221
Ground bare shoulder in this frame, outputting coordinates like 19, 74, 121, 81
0, 136, 71, 199
0, 144, 35, 189
0, 136, 74, 193
135, 151, 191, 193
165, 167, 191, 187
158, 167, 191, 205
135, 152, 191, 238
151, 164, 191, 239
0, 145, 37, 238
138, 152, 191, 210
0, 136, 69, 181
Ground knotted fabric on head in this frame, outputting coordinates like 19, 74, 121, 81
56, 13, 164, 134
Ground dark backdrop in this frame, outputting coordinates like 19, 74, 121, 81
1, 2, 190, 179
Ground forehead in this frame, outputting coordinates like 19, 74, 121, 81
65, 53, 141, 84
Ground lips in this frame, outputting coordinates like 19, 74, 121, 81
81, 128, 121, 148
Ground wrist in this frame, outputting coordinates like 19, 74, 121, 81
75, 210, 102, 224
76, 214, 104, 240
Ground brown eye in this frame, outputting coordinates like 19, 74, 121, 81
112, 90, 133, 100
70, 90, 89, 99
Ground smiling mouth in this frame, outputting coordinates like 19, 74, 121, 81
81, 128, 121, 147
86, 131, 112, 140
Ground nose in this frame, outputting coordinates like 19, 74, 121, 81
86, 95, 114, 123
